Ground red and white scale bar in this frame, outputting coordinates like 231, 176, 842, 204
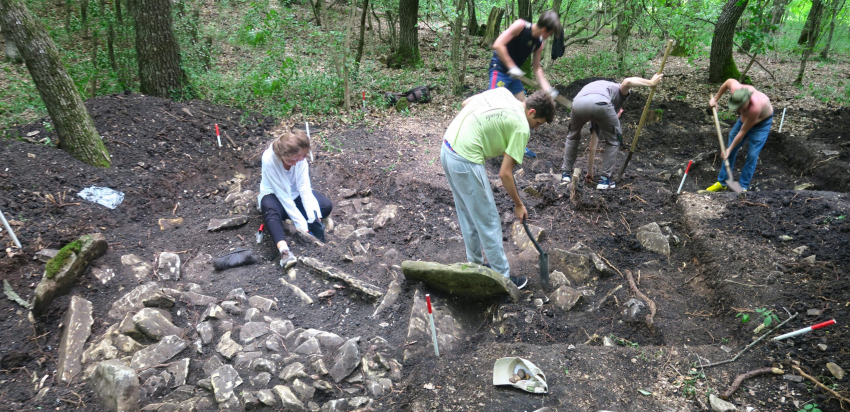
426, 294, 440, 356
773, 319, 837, 341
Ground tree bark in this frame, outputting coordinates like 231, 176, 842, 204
518, 0, 531, 21
819, 0, 845, 59
388, 0, 420, 67
769, 0, 790, 32
130, 0, 187, 98
2, 23, 23, 63
0, 0, 110, 167
467, 0, 478, 36
81, 0, 89, 38
709, 0, 749, 83
356, 0, 369, 63
482, 6, 504, 46
451, 0, 467, 95
541, 0, 562, 69
798, 0, 824, 44
795, 0, 826, 84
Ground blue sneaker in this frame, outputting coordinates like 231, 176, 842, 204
524, 147, 537, 158
596, 176, 616, 190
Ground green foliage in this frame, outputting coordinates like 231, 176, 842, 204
736, 312, 751, 324
798, 403, 822, 412
755, 308, 779, 327
45, 239, 82, 279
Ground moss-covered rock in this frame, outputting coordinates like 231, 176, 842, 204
32, 233, 108, 316
45, 239, 83, 279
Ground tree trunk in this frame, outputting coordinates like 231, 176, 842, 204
616, 0, 635, 72
344, 0, 355, 109
708, 0, 749, 83
108, 23, 116, 71
798, 0, 824, 44
2, 23, 23, 63
541, 0, 562, 69
309, 0, 324, 27
451, 0, 467, 95
0, 0, 110, 167
81, 0, 89, 38
795, 0, 826, 84
518, 0, 531, 21
819, 0, 845, 59
482, 6, 504, 46
467, 0, 478, 36
130, 0, 187, 98
769, 0, 789, 32
65, 0, 72, 33
355, 0, 369, 64
388, 0, 420, 67
115, 0, 122, 24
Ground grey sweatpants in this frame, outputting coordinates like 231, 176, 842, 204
560, 95, 622, 178
440, 145, 510, 278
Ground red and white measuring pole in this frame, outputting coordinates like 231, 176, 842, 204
215, 124, 222, 147
677, 160, 693, 194
362, 92, 366, 110
426, 294, 439, 356
773, 319, 836, 341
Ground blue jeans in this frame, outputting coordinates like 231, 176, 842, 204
717, 115, 773, 190
488, 65, 525, 96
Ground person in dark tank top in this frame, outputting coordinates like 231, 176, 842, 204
489, 10, 561, 158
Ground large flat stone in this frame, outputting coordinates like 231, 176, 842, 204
108, 282, 162, 319
400, 261, 520, 301
372, 205, 399, 229
549, 285, 582, 311
129, 335, 188, 370
56, 296, 94, 383
329, 338, 361, 383
511, 221, 546, 251
32, 234, 108, 316
91, 360, 141, 412
272, 385, 305, 412
210, 364, 242, 403
548, 249, 592, 286
300, 257, 383, 299
636, 222, 671, 257
207, 215, 249, 231
403, 289, 464, 362
132, 308, 183, 341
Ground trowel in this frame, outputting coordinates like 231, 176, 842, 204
522, 218, 549, 290
308, 211, 326, 242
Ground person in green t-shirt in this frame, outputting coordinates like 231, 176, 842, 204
441, 88, 555, 290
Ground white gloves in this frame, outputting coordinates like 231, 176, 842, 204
508, 66, 525, 79
279, 242, 297, 268
305, 207, 322, 224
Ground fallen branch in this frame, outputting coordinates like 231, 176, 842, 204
703, 312, 798, 368
791, 365, 850, 408
732, 42, 776, 80
721, 367, 783, 399
598, 254, 624, 279
739, 200, 769, 208
625, 269, 656, 328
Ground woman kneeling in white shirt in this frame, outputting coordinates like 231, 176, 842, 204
257, 130, 333, 267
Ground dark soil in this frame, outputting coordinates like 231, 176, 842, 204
1, 81, 849, 411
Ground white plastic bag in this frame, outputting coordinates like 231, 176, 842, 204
78, 186, 125, 209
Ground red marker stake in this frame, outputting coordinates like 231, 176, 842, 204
677, 160, 693, 194
773, 319, 836, 341
426, 294, 439, 356
362, 91, 366, 110
215, 124, 222, 147
256, 224, 264, 244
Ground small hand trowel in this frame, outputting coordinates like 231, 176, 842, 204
522, 218, 549, 290
308, 212, 326, 242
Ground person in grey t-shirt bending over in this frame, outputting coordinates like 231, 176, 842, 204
560, 74, 663, 190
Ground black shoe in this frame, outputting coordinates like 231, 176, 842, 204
509, 276, 528, 290
482, 263, 491, 268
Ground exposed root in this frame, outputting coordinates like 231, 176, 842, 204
721, 367, 783, 399
625, 269, 656, 328
791, 365, 850, 409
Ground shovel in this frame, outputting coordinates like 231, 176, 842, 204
522, 218, 549, 289
711, 106, 744, 193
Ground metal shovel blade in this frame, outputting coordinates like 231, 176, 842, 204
725, 176, 744, 193
522, 219, 550, 289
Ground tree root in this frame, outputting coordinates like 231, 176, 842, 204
791, 365, 850, 409
625, 269, 656, 328
721, 367, 783, 399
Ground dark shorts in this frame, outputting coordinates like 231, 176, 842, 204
488, 66, 525, 96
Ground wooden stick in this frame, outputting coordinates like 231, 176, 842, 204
625, 269, 656, 328
721, 367, 783, 399
703, 312, 798, 368
792, 365, 850, 408
570, 167, 581, 204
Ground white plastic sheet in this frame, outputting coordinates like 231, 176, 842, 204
78, 186, 125, 209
